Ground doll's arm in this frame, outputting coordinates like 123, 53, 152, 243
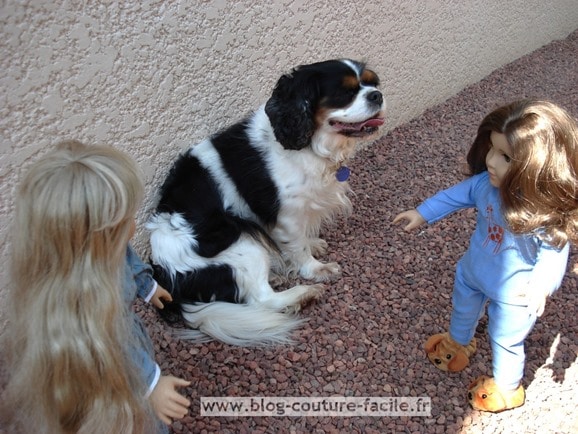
393, 209, 426, 231
149, 375, 191, 425
126, 245, 172, 308
400, 173, 484, 227
136, 347, 191, 425
127, 245, 156, 299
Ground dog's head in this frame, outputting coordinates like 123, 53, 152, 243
265, 59, 386, 160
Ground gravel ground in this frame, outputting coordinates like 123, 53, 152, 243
127, 29, 575, 433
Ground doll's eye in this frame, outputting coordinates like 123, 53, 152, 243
503, 154, 511, 163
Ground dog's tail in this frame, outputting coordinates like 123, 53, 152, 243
175, 302, 305, 346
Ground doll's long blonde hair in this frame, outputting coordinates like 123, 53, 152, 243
1, 141, 155, 433
466, 99, 578, 248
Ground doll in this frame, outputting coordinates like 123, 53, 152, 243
394, 99, 578, 412
1, 141, 190, 433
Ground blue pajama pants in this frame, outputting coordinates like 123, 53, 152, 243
449, 262, 537, 390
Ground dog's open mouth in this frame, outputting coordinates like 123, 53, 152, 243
329, 116, 385, 137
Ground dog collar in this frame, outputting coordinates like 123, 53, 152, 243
336, 166, 350, 182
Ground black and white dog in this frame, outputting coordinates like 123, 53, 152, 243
148, 59, 386, 345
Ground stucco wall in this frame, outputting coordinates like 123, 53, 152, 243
1, 0, 577, 321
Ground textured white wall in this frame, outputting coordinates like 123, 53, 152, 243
1, 0, 577, 321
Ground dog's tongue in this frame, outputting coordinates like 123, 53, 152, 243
332, 117, 385, 132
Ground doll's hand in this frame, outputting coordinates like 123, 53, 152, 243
150, 375, 191, 425
393, 210, 426, 231
151, 285, 173, 309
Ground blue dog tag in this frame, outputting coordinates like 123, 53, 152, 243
336, 166, 350, 182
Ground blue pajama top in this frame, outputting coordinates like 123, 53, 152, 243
416, 172, 569, 303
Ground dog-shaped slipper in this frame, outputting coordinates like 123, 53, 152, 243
424, 332, 477, 372
467, 375, 525, 412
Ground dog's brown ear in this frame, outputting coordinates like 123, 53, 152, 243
424, 334, 445, 353
447, 351, 470, 372
468, 375, 485, 390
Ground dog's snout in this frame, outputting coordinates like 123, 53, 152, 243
468, 392, 473, 400
434, 358, 442, 365
367, 90, 383, 106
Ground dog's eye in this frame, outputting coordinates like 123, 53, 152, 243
446, 354, 452, 360
481, 394, 487, 399
340, 88, 357, 100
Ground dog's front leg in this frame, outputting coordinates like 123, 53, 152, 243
299, 255, 341, 282
271, 220, 340, 282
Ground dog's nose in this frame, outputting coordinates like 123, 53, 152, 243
468, 392, 473, 400
434, 358, 441, 365
367, 90, 383, 106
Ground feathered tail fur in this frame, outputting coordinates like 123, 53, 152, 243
175, 302, 306, 346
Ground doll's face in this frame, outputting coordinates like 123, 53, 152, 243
486, 131, 512, 187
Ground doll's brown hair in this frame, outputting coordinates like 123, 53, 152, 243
466, 99, 578, 248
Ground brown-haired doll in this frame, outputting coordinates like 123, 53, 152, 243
394, 100, 578, 412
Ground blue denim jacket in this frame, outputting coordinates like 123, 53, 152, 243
123, 245, 161, 397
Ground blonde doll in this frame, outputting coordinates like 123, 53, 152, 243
1, 141, 190, 432
394, 100, 578, 412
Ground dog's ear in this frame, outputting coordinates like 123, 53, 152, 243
424, 334, 445, 353
468, 376, 485, 390
265, 69, 318, 150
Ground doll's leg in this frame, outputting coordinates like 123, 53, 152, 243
487, 300, 536, 390
467, 300, 531, 412
424, 263, 481, 372
449, 263, 487, 345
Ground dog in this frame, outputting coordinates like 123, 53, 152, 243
147, 59, 386, 346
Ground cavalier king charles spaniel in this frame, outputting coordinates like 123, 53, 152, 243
148, 59, 386, 345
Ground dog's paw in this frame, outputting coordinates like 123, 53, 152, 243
268, 272, 288, 287
315, 262, 341, 281
300, 260, 341, 282
303, 283, 324, 303
309, 238, 328, 257
285, 284, 325, 313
